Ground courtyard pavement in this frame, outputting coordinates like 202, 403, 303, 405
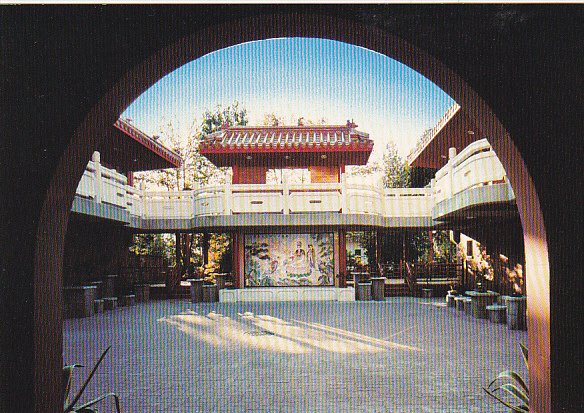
63, 297, 528, 412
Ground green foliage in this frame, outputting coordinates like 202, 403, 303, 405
382, 141, 410, 188
484, 343, 529, 412
129, 234, 174, 265
431, 231, 457, 263
63, 347, 121, 413
201, 101, 248, 134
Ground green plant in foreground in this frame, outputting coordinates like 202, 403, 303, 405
63, 346, 121, 413
484, 343, 529, 412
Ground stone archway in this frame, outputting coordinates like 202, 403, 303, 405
35, 13, 550, 412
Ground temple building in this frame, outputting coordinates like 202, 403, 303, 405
199, 121, 373, 291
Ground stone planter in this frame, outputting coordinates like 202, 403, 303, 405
506, 295, 527, 330
466, 290, 499, 319
188, 279, 205, 303
370, 277, 385, 301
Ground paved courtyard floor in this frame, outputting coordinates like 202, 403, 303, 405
64, 298, 528, 412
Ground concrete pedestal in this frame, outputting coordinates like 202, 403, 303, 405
466, 290, 499, 319
215, 273, 229, 290
120, 294, 136, 306
89, 281, 104, 298
103, 274, 118, 298
203, 285, 218, 302
103, 297, 118, 310
506, 295, 527, 330
94, 299, 104, 313
64, 286, 97, 318
134, 284, 150, 302
370, 277, 385, 301
356, 282, 372, 301
188, 279, 205, 303
463, 297, 473, 313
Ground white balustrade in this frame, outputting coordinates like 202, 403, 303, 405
433, 139, 509, 204
193, 187, 225, 216
231, 184, 284, 214
100, 167, 127, 208
384, 188, 434, 217
288, 183, 342, 213
73, 140, 512, 223
142, 191, 194, 219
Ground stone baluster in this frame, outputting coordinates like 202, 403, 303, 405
92, 151, 102, 203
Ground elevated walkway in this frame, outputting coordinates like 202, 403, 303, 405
71, 139, 515, 231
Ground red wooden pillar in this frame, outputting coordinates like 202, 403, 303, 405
338, 229, 347, 287
232, 231, 245, 288
202, 232, 210, 266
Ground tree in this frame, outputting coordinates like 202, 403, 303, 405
130, 102, 248, 278
382, 141, 410, 188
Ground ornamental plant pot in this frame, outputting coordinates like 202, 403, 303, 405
506, 295, 527, 330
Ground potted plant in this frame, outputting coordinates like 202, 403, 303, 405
500, 255, 527, 330
469, 247, 494, 293
484, 343, 529, 412
63, 346, 121, 412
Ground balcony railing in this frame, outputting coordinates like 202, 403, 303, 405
74, 140, 514, 224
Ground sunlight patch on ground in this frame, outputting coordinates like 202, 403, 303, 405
159, 310, 420, 354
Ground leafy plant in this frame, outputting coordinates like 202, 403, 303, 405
484, 343, 529, 412
63, 346, 121, 413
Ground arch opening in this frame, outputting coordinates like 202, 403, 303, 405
36, 13, 550, 413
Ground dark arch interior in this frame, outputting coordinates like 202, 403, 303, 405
1, 6, 581, 412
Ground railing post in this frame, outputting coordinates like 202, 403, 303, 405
224, 182, 232, 215
448, 147, 457, 198
92, 151, 102, 203
341, 173, 348, 213
379, 177, 386, 217
282, 175, 289, 215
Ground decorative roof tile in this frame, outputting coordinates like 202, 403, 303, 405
200, 122, 373, 153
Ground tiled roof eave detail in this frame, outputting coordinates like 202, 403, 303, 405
200, 143, 374, 154
114, 119, 183, 167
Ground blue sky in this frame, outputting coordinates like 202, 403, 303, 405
122, 37, 455, 161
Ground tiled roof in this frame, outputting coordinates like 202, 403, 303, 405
200, 122, 373, 152
114, 119, 183, 167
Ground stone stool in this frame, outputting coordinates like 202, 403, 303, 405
202, 285, 218, 302
134, 284, 150, 302
63, 286, 97, 318
487, 304, 507, 324
356, 282, 372, 301
93, 299, 104, 314
454, 295, 467, 311
120, 294, 136, 306
463, 297, 473, 314
370, 277, 385, 301
103, 297, 118, 310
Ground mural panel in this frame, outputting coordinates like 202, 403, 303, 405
245, 233, 334, 287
